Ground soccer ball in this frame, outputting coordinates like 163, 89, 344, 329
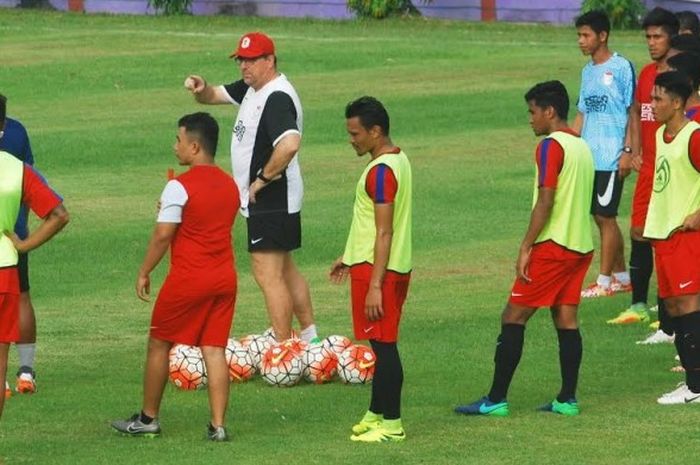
240, 334, 271, 369
225, 338, 256, 383
283, 337, 308, 357
168, 344, 208, 390
337, 344, 375, 384
323, 334, 352, 357
260, 342, 303, 387
302, 343, 338, 384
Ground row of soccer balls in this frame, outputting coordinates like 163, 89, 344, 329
168, 332, 377, 389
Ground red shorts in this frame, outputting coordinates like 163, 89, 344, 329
350, 263, 410, 343
150, 279, 236, 347
509, 241, 593, 308
652, 230, 700, 298
631, 168, 653, 228
0, 293, 20, 344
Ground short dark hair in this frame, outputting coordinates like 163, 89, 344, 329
654, 71, 694, 104
178, 112, 219, 157
677, 11, 700, 36
345, 96, 390, 136
576, 10, 610, 35
667, 52, 700, 91
671, 33, 700, 54
0, 94, 6, 127
642, 7, 680, 37
524, 80, 570, 120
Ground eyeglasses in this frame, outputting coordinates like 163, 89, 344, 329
235, 55, 268, 65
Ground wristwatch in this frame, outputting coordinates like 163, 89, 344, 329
257, 172, 271, 183
622, 146, 632, 154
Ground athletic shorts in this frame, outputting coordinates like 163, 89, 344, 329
247, 212, 301, 252
508, 241, 593, 308
18, 253, 29, 293
591, 170, 624, 217
150, 284, 236, 348
631, 168, 653, 228
0, 293, 20, 343
652, 230, 700, 299
350, 263, 410, 343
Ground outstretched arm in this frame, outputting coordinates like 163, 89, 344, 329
185, 75, 233, 104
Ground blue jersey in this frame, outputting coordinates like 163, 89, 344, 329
577, 53, 635, 171
0, 117, 34, 238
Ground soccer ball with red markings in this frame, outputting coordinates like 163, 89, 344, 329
337, 345, 375, 384
323, 335, 353, 357
283, 337, 308, 357
168, 344, 208, 390
240, 334, 271, 369
260, 342, 303, 387
225, 338, 256, 383
302, 343, 338, 384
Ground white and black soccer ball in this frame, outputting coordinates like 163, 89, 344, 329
168, 344, 208, 390
240, 334, 271, 369
260, 342, 303, 387
323, 334, 353, 357
337, 344, 375, 384
225, 338, 256, 383
302, 343, 338, 384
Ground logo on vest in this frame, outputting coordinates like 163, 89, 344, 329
654, 157, 670, 193
233, 119, 246, 142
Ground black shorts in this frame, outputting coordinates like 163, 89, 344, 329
591, 170, 624, 217
18, 253, 29, 293
247, 212, 301, 252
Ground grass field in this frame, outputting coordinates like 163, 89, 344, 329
1, 9, 698, 465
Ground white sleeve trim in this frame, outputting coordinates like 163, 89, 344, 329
219, 85, 237, 105
157, 180, 188, 223
273, 129, 301, 147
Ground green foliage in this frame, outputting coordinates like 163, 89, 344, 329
148, 0, 192, 15
347, 0, 432, 19
581, 0, 646, 29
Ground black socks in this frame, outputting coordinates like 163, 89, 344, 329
369, 340, 404, 420
556, 328, 582, 402
488, 324, 525, 402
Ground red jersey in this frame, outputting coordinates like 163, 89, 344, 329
534, 128, 579, 188
165, 165, 240, 297
0, 165, 62, 293
365, 147, 400, 204
636, 63, 661, 172
687, 105, 700, 123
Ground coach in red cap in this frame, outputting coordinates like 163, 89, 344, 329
185, 33, 321, 345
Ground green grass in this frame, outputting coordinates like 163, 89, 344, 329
1, 9, 697, 465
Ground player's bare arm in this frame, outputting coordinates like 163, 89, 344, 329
136, 222, 178, 302
516, 187, 555, 282
185, 75, 231, 105
618, 106, 636, 178
682, 209, 700, 231
365, 203, 393, 322
249, 132, 301, 203
329, 256, 349, 284
571, 111, 584, 134
5, 204, 69, 254
629, 100, 642, 171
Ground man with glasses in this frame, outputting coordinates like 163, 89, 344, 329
186, 32, 319, 343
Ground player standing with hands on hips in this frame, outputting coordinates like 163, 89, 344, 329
184, 32, 320, 344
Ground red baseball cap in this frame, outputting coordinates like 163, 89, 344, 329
230, 32, 275, 59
